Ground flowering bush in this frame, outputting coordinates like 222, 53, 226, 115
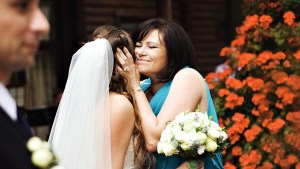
27, 137, 64, 169
157, 111, 228, 169
205, 0, 300, 168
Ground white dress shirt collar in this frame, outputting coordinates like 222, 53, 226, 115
0, 82, 17, 121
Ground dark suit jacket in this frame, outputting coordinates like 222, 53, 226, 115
0, 107, 37, 169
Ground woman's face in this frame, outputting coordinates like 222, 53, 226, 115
134, 29, 168, 79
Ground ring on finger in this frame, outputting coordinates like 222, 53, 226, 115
124, 67, 129, 71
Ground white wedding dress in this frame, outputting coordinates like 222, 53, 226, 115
123, 138, 135, 169
49, 39, 135, 169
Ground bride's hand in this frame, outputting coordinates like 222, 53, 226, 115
115, 47, 140, 89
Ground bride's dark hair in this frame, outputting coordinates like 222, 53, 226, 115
90, 25, 154, 169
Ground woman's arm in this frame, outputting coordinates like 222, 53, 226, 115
109, 93, 135, 169
116, 48, 207, 152
135, 69, 206, 151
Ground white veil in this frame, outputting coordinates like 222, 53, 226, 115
49, 39, 113, 169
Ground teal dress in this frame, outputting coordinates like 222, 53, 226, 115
141, 75, 223, 169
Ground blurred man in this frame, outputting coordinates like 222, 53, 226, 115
0, 0, 49, 168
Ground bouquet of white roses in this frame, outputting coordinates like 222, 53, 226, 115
27, 137, 64, 169
157, 111, 228, 169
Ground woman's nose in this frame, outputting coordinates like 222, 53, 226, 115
136, 46, 146, 56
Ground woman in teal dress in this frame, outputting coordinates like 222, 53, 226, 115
116, 18, 223, 169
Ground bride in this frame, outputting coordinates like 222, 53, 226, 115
48, 25, 153, 169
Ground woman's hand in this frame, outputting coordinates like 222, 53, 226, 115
115, 47, 140, 89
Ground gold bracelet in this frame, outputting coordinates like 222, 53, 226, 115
134, 87, 141, 91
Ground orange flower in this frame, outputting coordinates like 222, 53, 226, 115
258, 99, 270, 112
254, 51, 272, 66
237, 15, 259, 34
287, 74, 300, 90
249, 150, 262, 165
232, 112, 245, 122
205, 72, 215, 83
281, 92, 294, 105
239, 154, 250, 166
283, 11, 296, 26
252, 93, 266, 105
218, 88, 230, 97
266, 118, 285, 134
237, 53, 256, 68
232, 146, 243, 156
275, 101, 284, 109
231, 35, 245, 47
272, 51, 286, 60
294, 50, 300, 59
220, 47, 232, 57
225, 93, 244, 109
275, 86, 290, 98
216, 67, 233, 80
257, 161, 274, 169
229, 134, 240, 144
286, 111, 300, 124
283, 60, 291, 68
251, 108, 260, 116
285, 132, 300, 152
271, 71, 288, 84
245, 77, 265, 91
259, 15, 273, 29
267, 2, 280, 8
224, 162, 237, 169
225, 78, 243, 90
244, 125, 262, 142
287, 154, 298, 164
243, 165, 256, 169
296, 163, 300, 169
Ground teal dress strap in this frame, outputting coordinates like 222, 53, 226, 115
140, 78, 223, 169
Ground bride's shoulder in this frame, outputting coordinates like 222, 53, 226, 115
109, 92, 134, 116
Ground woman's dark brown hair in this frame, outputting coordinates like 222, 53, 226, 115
91, 25, 154, 169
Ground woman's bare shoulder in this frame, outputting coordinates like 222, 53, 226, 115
109, 92, 134, 117
173, 68, 205, 86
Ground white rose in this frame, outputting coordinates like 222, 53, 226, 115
160, 129, 173, 142
184, 112, 196, 121
210, 121, 222, 132
219, 131, 228, 143
180, 142, 191, 151
27, 137, 42, 152
174, 112, 185, 123
157, 142, 164, 154
31, 149, 54, 168
175, 131, 186, 143
183, 131, 198, 146
163, 143, 177, 156
196, 131, 207, 145
194, 112, 209, 128
197, 145, 206, 155
207, 127, 221, 140
183, 120, 196, 133
205, 138, 218, 152
171, 124, 182, 135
